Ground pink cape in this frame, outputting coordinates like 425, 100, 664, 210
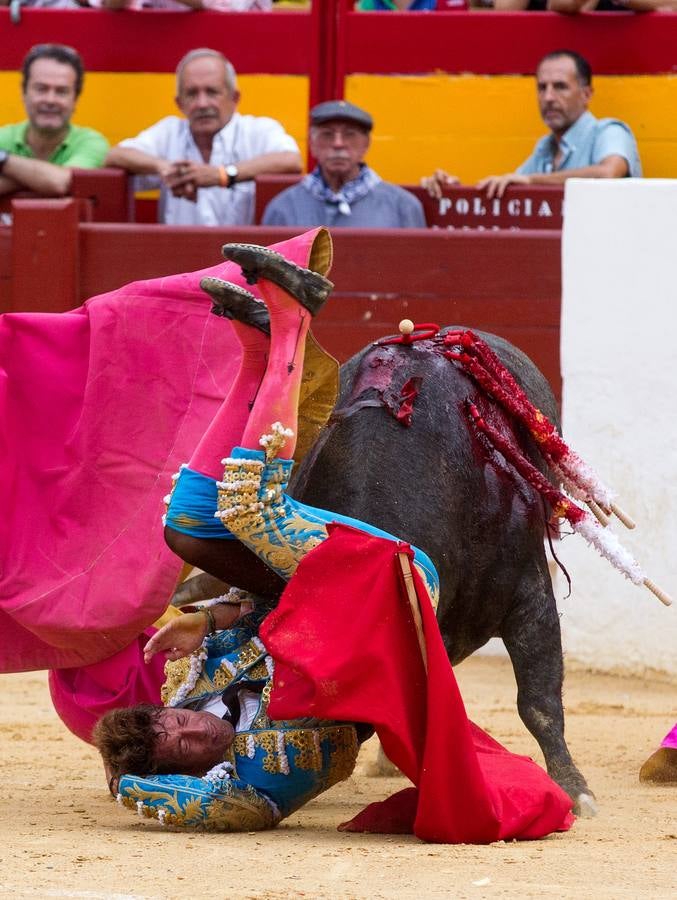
0, 229, 324, 673
661, 723, 677, 750
47, 629, 167, 743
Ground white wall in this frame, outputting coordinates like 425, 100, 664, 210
558, 179, 677, 675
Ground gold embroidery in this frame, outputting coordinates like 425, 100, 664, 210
246, 660, 269, 681
232, 733, 249, 760
257, 732, 284, 774
216, 457, 332, 580
203, 789, 278, 831
122, 782, 278, 831
174, 513, 208, 529
212, 663, 236, 692
217, 461, 264, 529
231, 724, 358, 785
286, 730, 323, 772
235, 639, 265, 670
163, 643, 265, 707
251, 679, 273, 730
161, 658, 191, 706
232, 730, 286, 774
325, 726, 360, 787
237, 511, 327, 580
122, 784, 188, 817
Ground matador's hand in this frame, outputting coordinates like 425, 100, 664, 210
143, 612, 208, 664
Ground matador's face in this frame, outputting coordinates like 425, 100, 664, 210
153, 707, 235, 775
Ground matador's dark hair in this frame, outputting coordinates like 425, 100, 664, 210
92, 704, 164, 786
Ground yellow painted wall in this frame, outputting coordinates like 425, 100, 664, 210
346, 74, 677, 182
0, 72, 308, 157
2, 70, 675, 180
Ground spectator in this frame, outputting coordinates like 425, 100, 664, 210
0, 44, 108, 198
423, 50, 641, 199
105, 49, 301, 226
262, 100, 426, 228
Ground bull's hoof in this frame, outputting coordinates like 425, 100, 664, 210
639, 747, 677, 784
573, 792, 598, 817
200, 277, 271, 335
221, 243, 334, 316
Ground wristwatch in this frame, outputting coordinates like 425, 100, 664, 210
225, 164, 238, 188
0, 150, 9, 174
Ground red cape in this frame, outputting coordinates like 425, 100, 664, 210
260, 524, 574, 844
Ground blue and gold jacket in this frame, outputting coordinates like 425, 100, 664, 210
117, 607, 359, 831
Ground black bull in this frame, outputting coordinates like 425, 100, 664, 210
290, 328, 594, 814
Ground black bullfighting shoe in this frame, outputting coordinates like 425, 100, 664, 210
200, 277, 271, 336
220, 244, 334, 317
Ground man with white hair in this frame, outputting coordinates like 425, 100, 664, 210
105, 48, 301, 225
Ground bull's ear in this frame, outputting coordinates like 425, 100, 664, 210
116, 772, 280, 832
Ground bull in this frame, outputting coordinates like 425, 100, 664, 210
289, 326, 594, 816
174, 325, 594, 815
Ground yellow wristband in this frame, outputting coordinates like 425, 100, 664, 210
218, 165, 228, 188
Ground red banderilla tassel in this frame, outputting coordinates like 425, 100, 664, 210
467, 402, 585, 526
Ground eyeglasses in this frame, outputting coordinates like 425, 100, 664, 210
312, 125, 367, 144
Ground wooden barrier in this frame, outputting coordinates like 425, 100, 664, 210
416, 186, 564, 231
1, 199, 562, 399
254, 175, 564, 230
0, 169, 133, 223
69, 168, 133, 222
0, 224, 11, 312
10, 200, 80, 314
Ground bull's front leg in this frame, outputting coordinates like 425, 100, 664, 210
500, 563, 597, 816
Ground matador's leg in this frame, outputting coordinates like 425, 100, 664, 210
162, 230, 334, 595
162, 282, 279, 594
215, 246, 439, 602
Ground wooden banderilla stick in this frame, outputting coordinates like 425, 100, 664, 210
397, 552, 428, 672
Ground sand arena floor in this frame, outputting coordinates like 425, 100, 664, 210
0, 656, 674, 900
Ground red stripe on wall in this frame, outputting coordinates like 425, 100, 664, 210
3, 9, 677, 77
342, 11, 677, 76
0, 9, 312, 74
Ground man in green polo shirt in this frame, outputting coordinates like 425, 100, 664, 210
0, 44, 108, 198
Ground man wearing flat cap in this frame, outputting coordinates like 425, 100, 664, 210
262, 100, 426, 228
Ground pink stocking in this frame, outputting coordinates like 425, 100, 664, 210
187, 321, 268, 479
239, 282, 312, 461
